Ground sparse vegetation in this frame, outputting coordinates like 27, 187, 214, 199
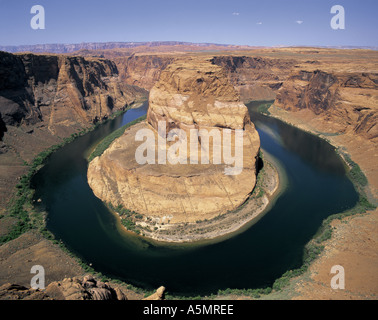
342, 152, 369, 188
256, 187, 265, 198
256, 101, 273, 115
88, 115, 146, 162
107, 202, 142, 234
165, 286, 272, 300
0, 143, 65, 244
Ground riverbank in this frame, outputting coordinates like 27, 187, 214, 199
267, 104, 378, 300
268, 104, 377, 202
112, 151, 283, 244
85, 101, 145, 161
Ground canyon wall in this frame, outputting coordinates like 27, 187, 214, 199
117, 54, 296, 101
117, 54, 175, 90
2, 46, 377, 297
210, 55, 296, 102
0, 51, 146, 137
274, 68, 378, 140
0, 51, 146, 207
76, 52, 296, 101
269, 54, 378, 200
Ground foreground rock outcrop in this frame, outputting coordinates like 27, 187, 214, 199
88, 58, 260, 226
0, 275, 165, 300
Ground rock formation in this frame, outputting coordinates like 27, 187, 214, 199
115, 54, 295, 101
0, 51, 146, 137
0, 284, 52, 300
0, 275, 164, 300
275, 67, 378, 140
119, 54, 175, 90
0, 50, 147, 207
1, 45, 377, 299
142, 286, 165, 300
87, 58, 260, 224
147, 59, 250, 131
210, 55, 296, 102
44, 275, 126, 300
69, 50, 295, 101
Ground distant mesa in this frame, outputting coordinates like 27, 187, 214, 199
0, 41, 255, 54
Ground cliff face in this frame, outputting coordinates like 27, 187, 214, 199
275, 68, 378, 140
0, 51, 146, 137
0, 51, 146, 207
147, 59, 249, 131
210, 56, 296, 102
89, 53, 296, 100
88, 58, 260, 224
116, 54, 175, 90
118, 54, 296, 101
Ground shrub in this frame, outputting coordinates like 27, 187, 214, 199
88, 115, 146, 162
257, 102, 273, 115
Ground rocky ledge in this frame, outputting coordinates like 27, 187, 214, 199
87, 58, 261, 232
0, 275, 165, 300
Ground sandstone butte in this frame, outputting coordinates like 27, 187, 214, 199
87, 58, 261, 224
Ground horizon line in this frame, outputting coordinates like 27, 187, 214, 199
0, 41, 377, 52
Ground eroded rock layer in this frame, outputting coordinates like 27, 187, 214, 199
88, 59, 260, 223
0, 51, 146, 137
275, 67, 378, 140
210, 55, 296, 102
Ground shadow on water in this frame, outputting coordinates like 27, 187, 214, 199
31, 101, 358, 296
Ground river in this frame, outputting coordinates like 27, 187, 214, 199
31, 101, 358, 296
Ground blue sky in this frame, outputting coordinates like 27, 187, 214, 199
0, 0, 377, 47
